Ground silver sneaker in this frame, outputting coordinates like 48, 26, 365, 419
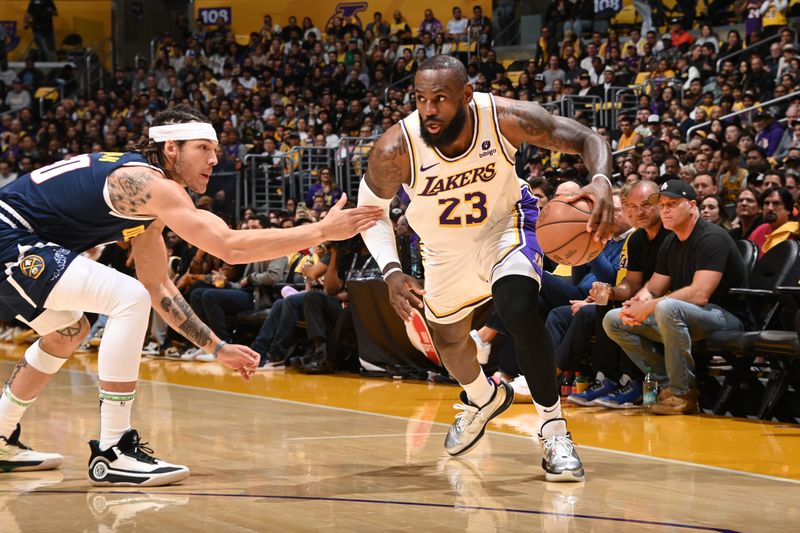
539, 419, 585, 482
445, 381, 514, 456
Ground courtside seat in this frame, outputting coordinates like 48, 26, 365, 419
700, 240, 800, 418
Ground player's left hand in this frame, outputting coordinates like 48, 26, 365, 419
217, 343, 259, 379
620, 299, 653, 326
565, 175, 614, 242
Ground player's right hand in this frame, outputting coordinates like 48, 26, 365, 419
385, 271, 426, 321
217, 343, 259, 380
321, 194, 383, 240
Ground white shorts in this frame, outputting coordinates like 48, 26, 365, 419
422, 193, 543, 325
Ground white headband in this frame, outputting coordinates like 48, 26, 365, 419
148, 122, 218, 143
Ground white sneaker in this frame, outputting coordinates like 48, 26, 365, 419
0, 424, 63, 472
194, 350, 217, 362
141, 342, 161, 357
444, 381, 514, 456
509, 375, 533, 404
469, 330, 491, 365
88, 429, 189, 487
180, 347, 203, 361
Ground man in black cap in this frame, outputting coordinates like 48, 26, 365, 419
603, 180, 747, 415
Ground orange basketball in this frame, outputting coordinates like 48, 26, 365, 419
537, 196, 604, 266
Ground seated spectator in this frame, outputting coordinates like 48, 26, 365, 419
295, 236, 381, 373
700, 194, 733, 230
562, 180, 668, 407
419, 9, 443, 39
748, 186, 798, 255
305, 166, 343, 207
446, 6, 469, 43
604, 180, 748, 415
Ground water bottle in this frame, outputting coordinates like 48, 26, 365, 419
643, 367, 658, 411
559, 372, 573, 397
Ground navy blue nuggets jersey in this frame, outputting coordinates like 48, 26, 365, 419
0, 152, 159, 252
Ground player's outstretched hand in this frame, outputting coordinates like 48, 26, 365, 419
321, 194, 383, 241
564, 176, 615, 242
217, 343, 259, 380
385, 271, 426, 321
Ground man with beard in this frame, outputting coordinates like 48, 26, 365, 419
748, 187, 797, 256
357, 55, 614, 482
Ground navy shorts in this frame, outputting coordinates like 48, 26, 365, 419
0, 223, 78, 325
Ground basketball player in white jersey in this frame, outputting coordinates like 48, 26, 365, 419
358, 56, 613, 481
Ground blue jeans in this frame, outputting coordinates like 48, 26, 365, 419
190, 287, 253, 341
250, 293, 308, 360
603, 299, 743, 395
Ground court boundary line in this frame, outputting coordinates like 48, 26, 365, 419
20, 363, 800, 486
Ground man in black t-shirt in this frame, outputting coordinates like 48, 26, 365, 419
603, 180, 747, 415
562, 180, 670, 409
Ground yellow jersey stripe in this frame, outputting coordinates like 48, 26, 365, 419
399, 120, 418, 190
424, 293, 493, 320
488, 94, 516, 166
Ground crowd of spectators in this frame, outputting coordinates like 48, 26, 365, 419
3, 3, 800, 399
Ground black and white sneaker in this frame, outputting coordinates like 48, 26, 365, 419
88, 429, 189, 487
0, 424, 63, 472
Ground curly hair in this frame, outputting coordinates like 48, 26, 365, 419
127, 105, 213, 178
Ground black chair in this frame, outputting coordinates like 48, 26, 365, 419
736, 239, 759, 276
702, 240, 800, 417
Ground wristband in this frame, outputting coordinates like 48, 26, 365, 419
592, 174, 612, 187
382, 267, 402, 281
212, 340, 227, 358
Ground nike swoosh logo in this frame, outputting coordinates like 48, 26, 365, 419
543, 406, 558, 413
420, 163, 439, 172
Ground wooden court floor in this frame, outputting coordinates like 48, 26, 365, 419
0, 346, 798, 532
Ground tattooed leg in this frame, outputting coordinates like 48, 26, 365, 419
3, 319, 88, 403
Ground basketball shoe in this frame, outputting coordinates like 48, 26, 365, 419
539, 418, 585, 482
88, 429, 189, 486
445, 380, 514, 456
0, 424, 63, 472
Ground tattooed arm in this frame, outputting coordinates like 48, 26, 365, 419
364, 123, 412, 198
130, 221, 258, 378
495, 97, 615, 240
107, 165, 382, 265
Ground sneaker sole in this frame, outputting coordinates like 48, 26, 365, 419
567, 395, 603, 406
0, 456, 62, 472
446, 382, 515, 457
592, 397, 643, 409
544, 468, 585, 482
88, 460, 190, 487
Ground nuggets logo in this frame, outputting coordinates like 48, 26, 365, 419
20, 255, 45, 279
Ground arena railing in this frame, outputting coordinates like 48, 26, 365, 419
563, 95, 603, 129
686, 89, 800, 140
336, 135, 379, 200
243, 146, 338, 215
715, 33, 783, 73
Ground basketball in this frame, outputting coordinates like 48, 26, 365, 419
537, 196, 604, 266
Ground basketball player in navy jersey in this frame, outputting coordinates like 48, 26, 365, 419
358, 56, 613, 481
0, 106, 382, 486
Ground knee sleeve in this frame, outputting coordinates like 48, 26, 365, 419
43, 255, 150, 382
24, 340, 68, 374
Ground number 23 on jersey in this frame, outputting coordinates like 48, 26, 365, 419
438, 191, 488, 227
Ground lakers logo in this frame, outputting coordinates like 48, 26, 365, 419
20, 255, 45, 279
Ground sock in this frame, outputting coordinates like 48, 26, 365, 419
0, 385, 34, 438
535, 397, 567, 438
99, 389, 135, 450
470, 329, 491, 365
462, 368, 495, 407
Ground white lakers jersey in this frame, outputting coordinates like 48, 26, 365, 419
400, 92, 520, 257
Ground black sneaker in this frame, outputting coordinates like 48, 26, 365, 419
88, 429, 189, 487
0, 424, 62, 472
